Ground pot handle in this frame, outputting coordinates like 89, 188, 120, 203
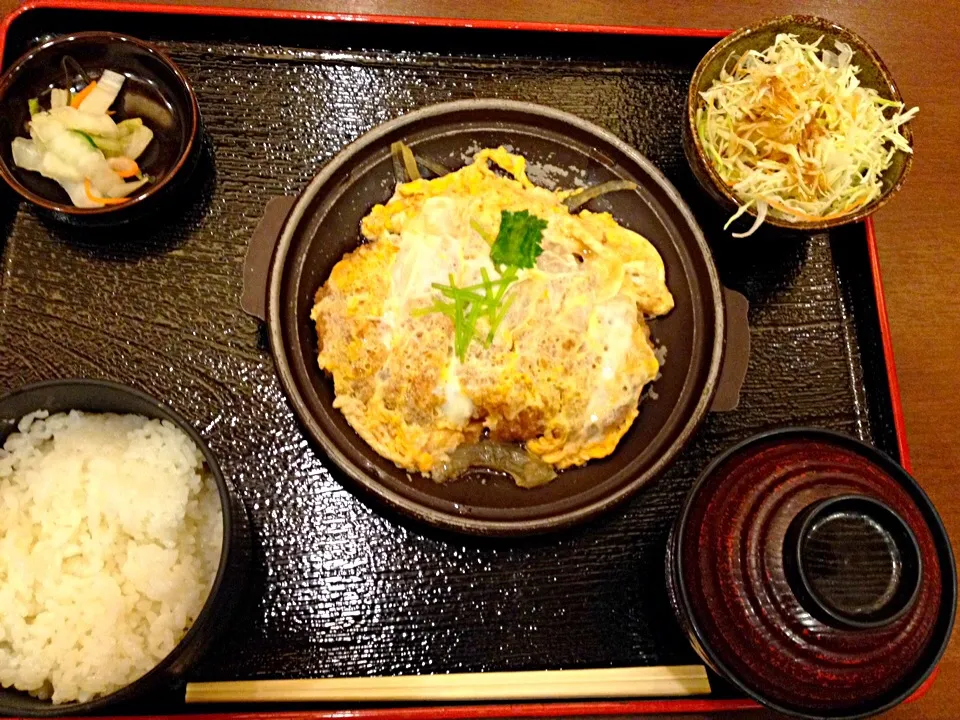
241, 196, 297, 321
711, 288, 750, 412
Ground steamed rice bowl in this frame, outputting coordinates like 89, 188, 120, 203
0, 410, 223, 704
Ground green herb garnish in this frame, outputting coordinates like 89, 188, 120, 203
490, 209, 548, 269
419, 209, 546, 360
28, 98, 40, 116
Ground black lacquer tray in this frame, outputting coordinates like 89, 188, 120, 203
0, 2, 916, 717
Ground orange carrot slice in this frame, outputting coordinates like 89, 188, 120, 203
107, 157, 140, 179
70, 81, 97, 109
84, 178, 129, 205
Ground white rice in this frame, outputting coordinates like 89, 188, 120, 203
0, 410, 223, 704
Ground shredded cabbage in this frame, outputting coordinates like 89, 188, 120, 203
697, 33, 918, 236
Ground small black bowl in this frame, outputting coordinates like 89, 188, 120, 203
0, 32, 201, 226
0, 379, 250, 717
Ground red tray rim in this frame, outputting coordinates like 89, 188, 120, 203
0, 0, 925, 717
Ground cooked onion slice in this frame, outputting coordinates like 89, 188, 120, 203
415, 155, 449, 178
390, 140, 421, 183
563, 180, 638, 211
433, 442, 557, 488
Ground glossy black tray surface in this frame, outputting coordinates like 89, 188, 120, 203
0, 7, 900, 705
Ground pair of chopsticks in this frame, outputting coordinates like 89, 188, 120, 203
185, 665, 710, 703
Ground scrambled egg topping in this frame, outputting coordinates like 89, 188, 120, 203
311, 147, 674, 481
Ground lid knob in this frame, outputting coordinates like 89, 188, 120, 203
784, 494, 922, 629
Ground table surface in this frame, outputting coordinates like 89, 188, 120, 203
0, 0, 956, 718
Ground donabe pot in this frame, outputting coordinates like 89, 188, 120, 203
243, 99, 750, 536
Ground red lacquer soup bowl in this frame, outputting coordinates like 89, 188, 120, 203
667, 428, 956, 719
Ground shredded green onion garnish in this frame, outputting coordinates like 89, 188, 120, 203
415, 265, 520, 361
697, 33, 918, 235
418, 209, 546, 361
470, 218, 494, 245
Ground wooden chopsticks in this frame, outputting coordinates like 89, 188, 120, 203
185, 665, 710, 704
